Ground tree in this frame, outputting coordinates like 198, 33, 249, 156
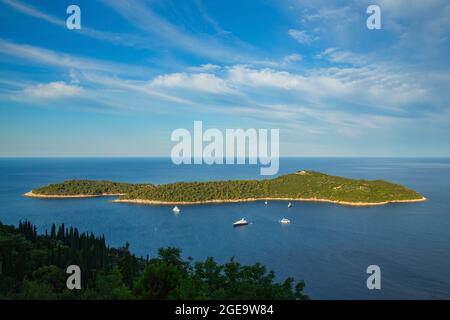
94, 268, 133, 299
0, 220, 309, 300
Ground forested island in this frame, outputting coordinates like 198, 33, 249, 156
0, 220, 308, 299
25, 170, 426, 206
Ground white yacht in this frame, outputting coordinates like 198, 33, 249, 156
264, 201, 268, 205
172, 206, 180, 213
233, 218, 249, 227
280, 218, 291, 224
288, 202, 293, 208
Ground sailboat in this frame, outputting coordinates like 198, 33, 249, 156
288, 202, 293, 208
172, 206, 180, 213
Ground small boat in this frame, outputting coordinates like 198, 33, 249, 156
288, 202, 293, 208
280, 218, 291, 224
172, 206, 180, 213
264, 201, 268, 205
233, 218, 249, 227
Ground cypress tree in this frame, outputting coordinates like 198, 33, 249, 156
50, 224, 56, 239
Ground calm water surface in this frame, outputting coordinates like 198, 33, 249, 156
0, 157, 449, 299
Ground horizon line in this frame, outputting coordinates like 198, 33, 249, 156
1, 156, 450, 159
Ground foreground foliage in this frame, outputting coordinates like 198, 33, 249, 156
0, 220, 308, 300
33, 171, 424, 203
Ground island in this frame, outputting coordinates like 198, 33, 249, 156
24, 170, 426, 206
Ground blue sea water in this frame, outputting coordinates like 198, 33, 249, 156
0, 157, 449, 299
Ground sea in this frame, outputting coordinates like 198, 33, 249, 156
0, 157, 449, 299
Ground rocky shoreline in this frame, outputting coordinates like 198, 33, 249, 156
25, 190, 427, 206
111, 196, 427, 207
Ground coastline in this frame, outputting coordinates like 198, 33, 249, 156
114, 196, 427, 207
25, 170, 427, 207
24, 193, 427, 207
23, 191, 125, 199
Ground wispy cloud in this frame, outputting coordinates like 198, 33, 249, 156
151, 72, 236, 94
0, 0, 156, 49
288, 29, 315, 45
193, 0, 230, 35
98, 0, 257, 63
282, 54, 303, 65
1, 33, 438, 131
300, 4, 354, 24
0, 39, 148, 75
317, 48, 366, 65
1, 0, 449, 152
1, 0, 63, 25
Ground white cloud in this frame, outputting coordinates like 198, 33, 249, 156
21, 81, 83, 99
8, 57, 430, 125
301, 5, 354, 24
288, 29, 314, 45
151, 72, 235, 94
81, 72, 193, 105
227, 65, 354, 98
225, 62, 430, 111
317, 48, 366, 65
283, 54, 303, 65
227, 65, 309, 90
189, 64, 221, 72
2, 58, 440, 140
377, 0, 448, 17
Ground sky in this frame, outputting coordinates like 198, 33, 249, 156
0, 0, 449, 157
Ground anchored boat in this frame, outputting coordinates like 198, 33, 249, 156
172, 206, 180, 213
233, 218, 249, 227
280, 218, 291, 224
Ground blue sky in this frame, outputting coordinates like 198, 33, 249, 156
0, 0, 449, 157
